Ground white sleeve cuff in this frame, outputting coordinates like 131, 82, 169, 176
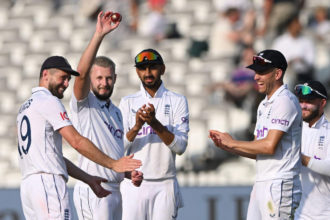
167, 135, 187, 155
167, 135, 178, 148
307, 158, 330, 177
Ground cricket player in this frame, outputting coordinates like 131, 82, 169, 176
70, 11, 143, 220
209, 49, 302, 219
17, 55, 141, 220
119, 49, 190, 220
294, 81, 330, 219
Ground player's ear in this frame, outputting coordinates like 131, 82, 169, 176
321, 98, 327, 109
41, 69, 49, 80
160, 64, 165, 75
275, 68, 283, 80
113, 73, 117, 84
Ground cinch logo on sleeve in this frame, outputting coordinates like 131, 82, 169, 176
60, 112, 69, 121
257, 126, 268, 138
271, 118, 289, 126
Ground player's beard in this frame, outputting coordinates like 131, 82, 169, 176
142, 76, 162, 90
92, 85, 113, 101
48, 82, 65, 99
301, 103, 320, 123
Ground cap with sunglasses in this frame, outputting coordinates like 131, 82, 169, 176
294, 81, 328, 100
246, 49, 287, 74
41, 56, 80, 76
134, 49, 164, 67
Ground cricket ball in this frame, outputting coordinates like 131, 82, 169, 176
110, 12, 122, 22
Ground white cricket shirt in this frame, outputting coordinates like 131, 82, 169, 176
254, 84, 302, 181
295, 115, 330, 219
70, 91, 125, 183
119, 83, 189, 180
17, 87, 71, 181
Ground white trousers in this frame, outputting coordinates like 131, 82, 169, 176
20, 173, 71, 220
73, 181, 122, 220
247, 178, 301, 220
121, 178, 183, 220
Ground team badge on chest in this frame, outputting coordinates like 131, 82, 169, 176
164, 104, 170, 116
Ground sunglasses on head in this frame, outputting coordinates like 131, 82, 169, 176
294, 84, 327, 99
253, 55, 272, 65
135, 51, 159, 63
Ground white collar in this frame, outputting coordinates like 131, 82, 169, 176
140, 82, 166, 99
263, 84, 287, 106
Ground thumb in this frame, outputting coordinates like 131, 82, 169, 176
127, 154, 134, 159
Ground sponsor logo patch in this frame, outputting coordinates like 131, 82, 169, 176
271, 118, 289, 126
137, 125, 157, 136
103, 121, 123, 139
267, 200, 276, 218
257, 126, 268, 138
318, 136, 325, 147
165, 104, 170, 116
60, 111, 69, 121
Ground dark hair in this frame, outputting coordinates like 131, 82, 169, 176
94, 56, 116, 73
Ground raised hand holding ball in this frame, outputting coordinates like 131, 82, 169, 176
110, 12, 122, 22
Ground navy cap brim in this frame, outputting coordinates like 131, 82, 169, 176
296, 93, 324, 100
246, 63, 275, 74
58, 67, 80, 76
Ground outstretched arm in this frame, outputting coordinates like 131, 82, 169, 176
64, 157, 111, 198
74, 11, 121, 100
59, 125, 141, 173
209, 129, 285, 159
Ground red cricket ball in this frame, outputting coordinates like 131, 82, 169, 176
110, 12, 122, 22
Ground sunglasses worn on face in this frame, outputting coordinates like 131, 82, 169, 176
136, 64, 159, 70
294, 84, 327, 99
253, 55, 272, 65
135, 51, 159, 63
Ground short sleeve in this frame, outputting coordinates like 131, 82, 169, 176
39, 97, 72, 131
70, 92, 89, 113
268, 97, 298, 132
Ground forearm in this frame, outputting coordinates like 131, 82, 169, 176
74, 31, 105, 100
150, 119, 174, 145
64, 158, 91, 184
126, 125, 142, 142
77, 32, 104, 76
230, 138, 275, 156
225, 145, 257, 159
75, 136, 116, 170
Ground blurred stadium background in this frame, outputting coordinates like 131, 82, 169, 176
0, 0, 329, 219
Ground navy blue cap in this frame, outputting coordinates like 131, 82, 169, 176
41, 56, 79, 76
